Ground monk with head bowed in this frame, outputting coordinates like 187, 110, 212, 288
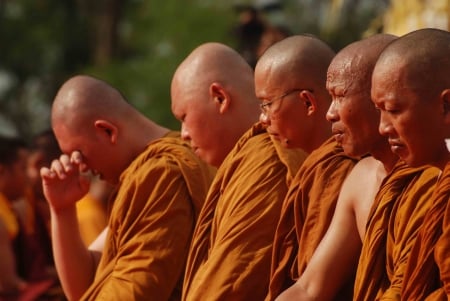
171, 42, 260, 168
41, 75, 214, 301
371, 28, 450, 300
172, 42, 308, 301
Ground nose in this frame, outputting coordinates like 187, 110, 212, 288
259, 112, 270, 126
181, 123, 190, 141
326, 100, 339, 122
378, 111, 392, 137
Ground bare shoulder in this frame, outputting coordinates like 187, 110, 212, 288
343, 157, 384, 191
339, 156, 386, 238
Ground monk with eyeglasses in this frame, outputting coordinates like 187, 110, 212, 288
252, 34, 359, 300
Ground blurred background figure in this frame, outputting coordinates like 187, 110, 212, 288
231, 1, 292, 68
0, 135, 29, 298
76, 175, 113, 247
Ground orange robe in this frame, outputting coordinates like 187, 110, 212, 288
76, 193, 108, 246
401, 162, 450, 300
266, 137, 358, 301
80, 132, 215, 301
183, 123, 307, 301
353, 162, 440, 301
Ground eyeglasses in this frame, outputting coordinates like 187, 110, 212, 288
259, 88, 313, 115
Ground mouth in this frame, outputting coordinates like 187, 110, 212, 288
388, 139, 405, 153
331, 129, 344, 144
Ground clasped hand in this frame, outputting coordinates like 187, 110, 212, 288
40, 150, 91, 212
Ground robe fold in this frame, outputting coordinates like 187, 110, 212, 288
353, 162, 440, 301
183, 123, 308, 301
80, 132, 215, 301
401, 162, 450, 300
266, 137, 357, 301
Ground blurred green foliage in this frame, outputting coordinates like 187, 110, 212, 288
0, 0, 385, 139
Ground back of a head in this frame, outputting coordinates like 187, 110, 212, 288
52, 75, 132, 134
172, 42, 257, 106
376, 28, 450, 96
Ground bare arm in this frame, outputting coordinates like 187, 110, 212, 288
276, 159, 380, 301
41, 151, 100, 301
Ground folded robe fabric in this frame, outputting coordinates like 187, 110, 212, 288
402, 162, 450, 300
183, 122, 308, 301
266, 137, 358, 301
353, 162, 440, 301
80, 132, 215, 301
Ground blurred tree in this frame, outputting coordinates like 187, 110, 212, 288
0, 0, 235, 138
0, 0, 389, 139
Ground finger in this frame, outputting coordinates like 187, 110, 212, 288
50, 158, 69, 179
59, 154, 74, 173
40, 167, 56, 180
71, 151, 83, 165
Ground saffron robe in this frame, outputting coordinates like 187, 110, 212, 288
76, 193, 108, 246
266, 137, 358, 301
353, 162, 440, 301
183, 123, 308, 301
80, 132, 215, 301
401, 162, 450, 300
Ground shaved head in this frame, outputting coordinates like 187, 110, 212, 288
254, 35, 335, 152
51, 75, 166, 183
328, 34, 397, 95
256, 35, 335, 97
171, 43, 260, 167
52, 75, 131, 133
375, 28, 450, 98
171, 42, 256, 104
372, 28, 450, 168
326, 34, 397, 160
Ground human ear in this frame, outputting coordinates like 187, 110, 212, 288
301, 90, 317, 116
441, 89, 450, 125
210, 82, 230, 114
94, 120, 118, 144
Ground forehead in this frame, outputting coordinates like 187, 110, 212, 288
371, 60, 405, 101
255, 61, 293, 97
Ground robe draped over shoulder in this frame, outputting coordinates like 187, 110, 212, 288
183, 123, 308, 301
401, 162, 450, 300
353, 162, 439, 301
266, 137, 357, 301
80, 132, 215, 301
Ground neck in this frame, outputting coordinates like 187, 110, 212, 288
371, 142, 398, 173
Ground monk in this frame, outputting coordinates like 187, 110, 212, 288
40, 75, 215, 301
171, 42, 260, 168
272, 33, 398, 301
370, 28, 450, 300
254, 35, 358, 301
0, 136, 29, 296
172, 43, 308, 300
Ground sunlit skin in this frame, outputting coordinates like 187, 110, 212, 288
254, 35, 334, 153
371, 55, 449, 169
326, 67, 382, 158
275, 33, 398, 301
171, 42, 260, 168
39, 75, 171, 301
